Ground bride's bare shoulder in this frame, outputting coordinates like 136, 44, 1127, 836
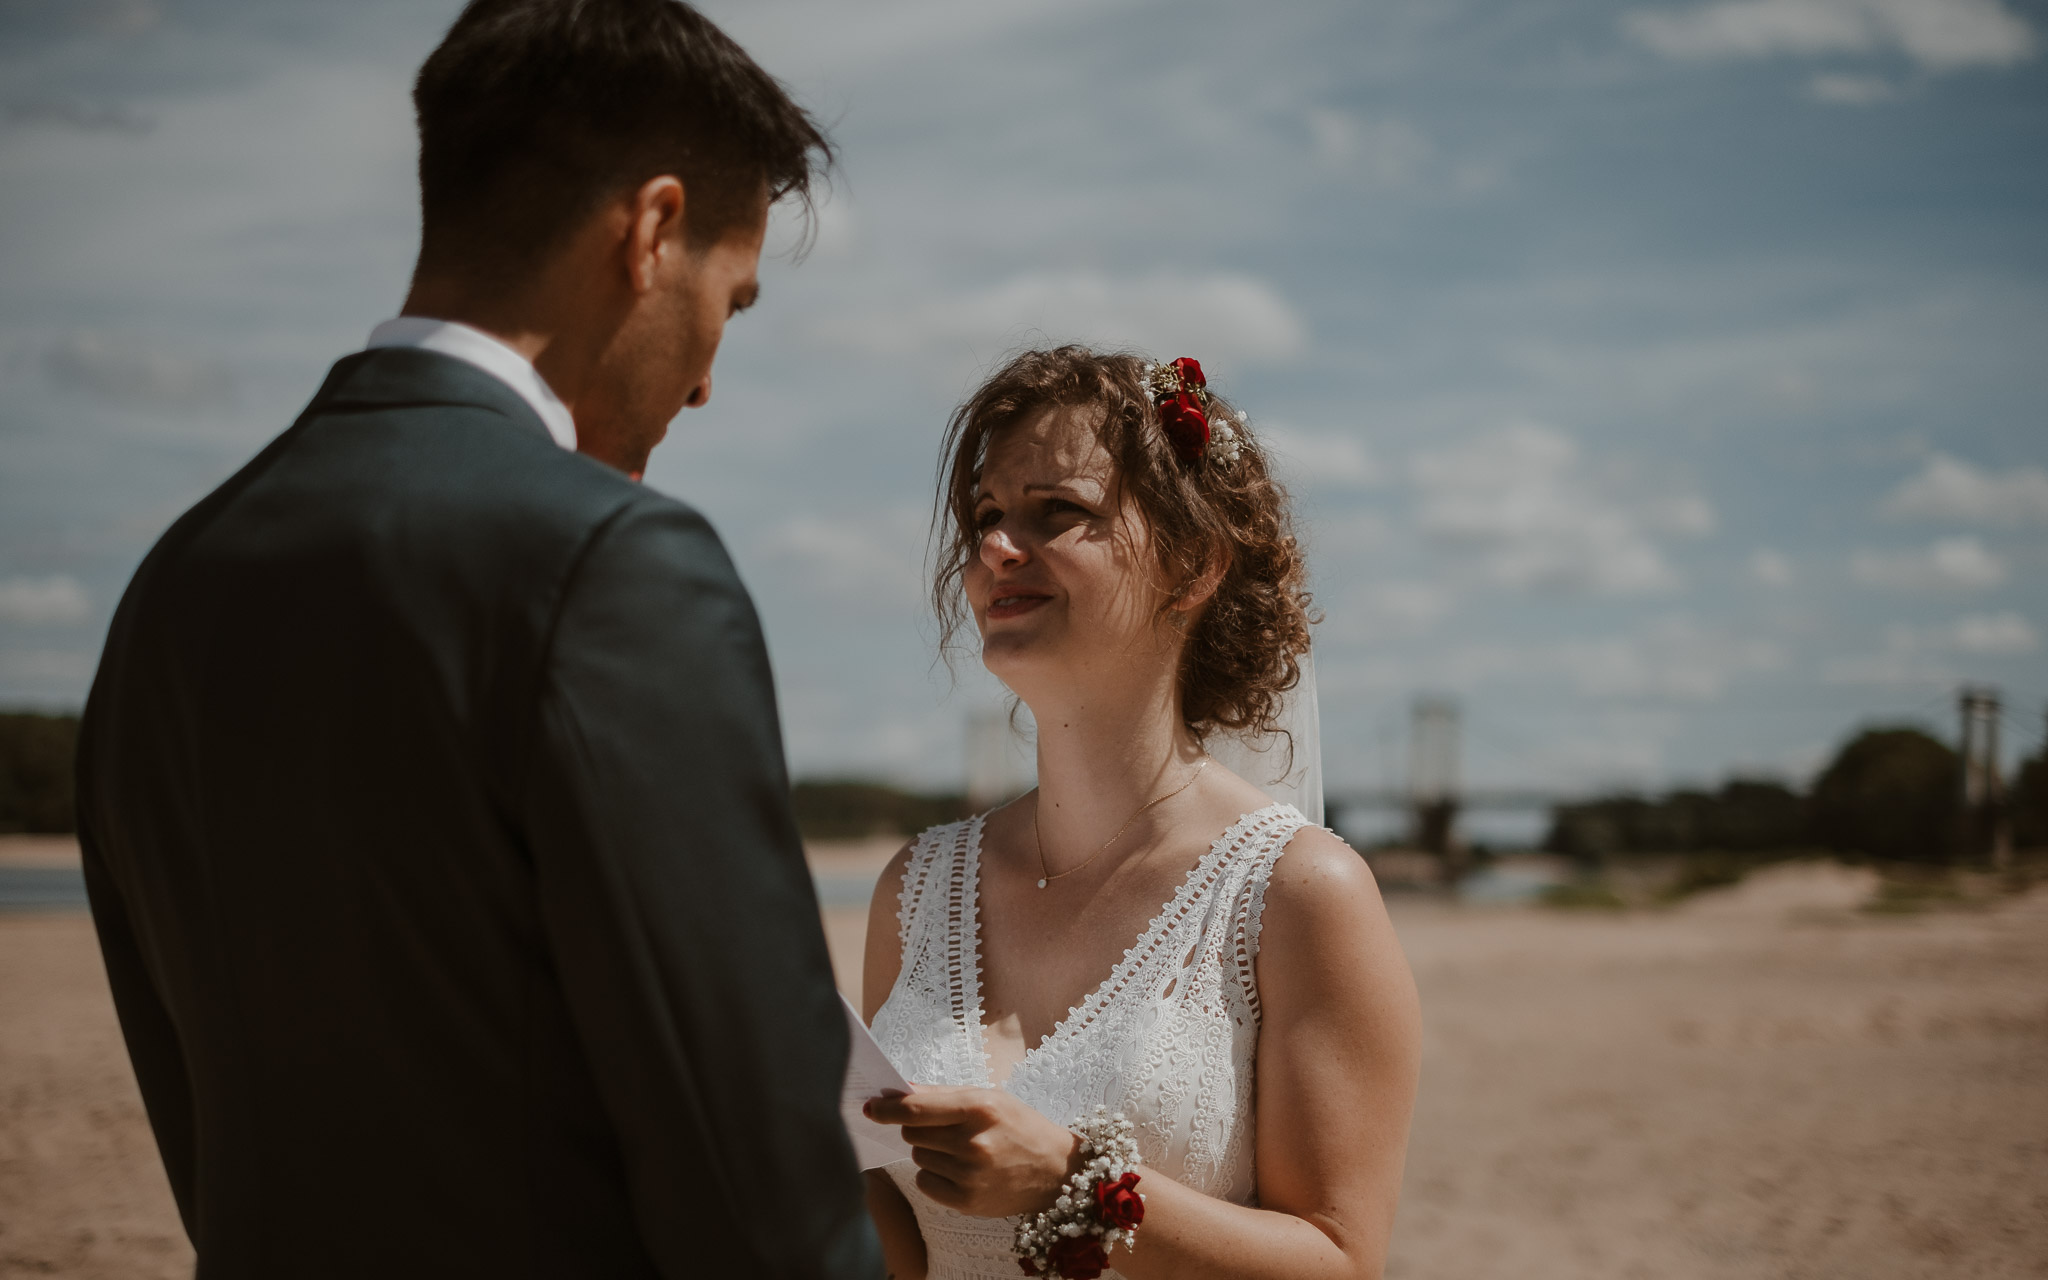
1258, 825, 1401, 971
1273, 823, 1379, 896
1254, 822, 1418, 1048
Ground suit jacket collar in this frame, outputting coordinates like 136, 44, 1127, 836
308, 348, 556, 446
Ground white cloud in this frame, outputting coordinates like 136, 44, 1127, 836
756, 509, 928, 613
1337, 615, 1783, 702
1306, 110, 1433, 186
42, 332, 236, 412
1409, 422, 1711, 595
1850, 535, 2007, 589
1644, 494, 1718, 536
1261, 424, 1384, 489
764, 189, 861, 262
811, 270, 1309, 367
1550, 616, 1785, 701
1820, 646, 1946, 686
1749, 548, 1797, 586
705, 0, 1111, 83
1948, 611, 2040, 654
1884, 451, 2048, 525
1372, 583, 1456, 629
1510, 711, 1691, 791
1624, 0, 2038, 72
0, 575, 90, 626
1821, 610, 2038, 684
1322, 580, 1457, 643
1808, 71, 1902, 102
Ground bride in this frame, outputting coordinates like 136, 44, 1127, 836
859, 347, 1420, 1280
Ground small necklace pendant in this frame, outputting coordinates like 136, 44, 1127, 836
1037, 877, 1048, 889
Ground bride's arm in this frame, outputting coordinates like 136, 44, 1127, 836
864, 1172, 925, 1280
872, 828, 1420, 1280
1118, 827, 1420, 1278
862, 841, 929, 1280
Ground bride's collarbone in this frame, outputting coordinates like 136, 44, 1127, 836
972, 831, 1201, 1049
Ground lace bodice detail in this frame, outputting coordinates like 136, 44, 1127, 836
869, 804, 1309, 1280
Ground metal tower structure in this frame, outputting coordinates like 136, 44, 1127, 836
1408, 696, 1462, 859
1956, 684, 2010, 868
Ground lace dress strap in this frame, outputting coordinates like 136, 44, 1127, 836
894, 819, 950, 949
888, 815, 990, 1084
1227, 811, 1316, 1023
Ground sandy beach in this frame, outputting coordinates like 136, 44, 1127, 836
2, 837, 2042, 1279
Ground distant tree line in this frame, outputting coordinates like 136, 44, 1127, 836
2019, 753, 2048, 849
788, 780, 970, 841
0, 712, 79, 834
0, 714, 974, 841
1546, 725, 2048, 865
6, 712, 2044, 854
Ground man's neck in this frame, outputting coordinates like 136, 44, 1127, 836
399, 279, 606, 416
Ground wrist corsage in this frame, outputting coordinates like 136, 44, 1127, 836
1013, 1106, 1146, 1279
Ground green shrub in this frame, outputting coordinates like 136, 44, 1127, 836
1539, 881, 1626, 911
1544, 778, 1806, 860
2015, 752, 2048, 849
1810, 726, 1956, 863
789, 780, 969, 841
1655, 852, 1756, 902
0, 712, 80, 834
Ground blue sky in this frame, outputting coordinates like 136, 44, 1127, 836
2, 0, 2044, 814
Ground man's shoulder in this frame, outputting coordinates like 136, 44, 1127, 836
296, 347, 670, 538
129, 352, 720, 605
564, 484, 749, 612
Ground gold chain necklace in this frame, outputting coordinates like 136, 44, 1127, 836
1032, 759, 1207, 889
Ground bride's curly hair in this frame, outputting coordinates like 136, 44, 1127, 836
932, 345, 1316, 743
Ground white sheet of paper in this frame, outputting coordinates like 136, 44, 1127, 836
840, 994, 915, 1170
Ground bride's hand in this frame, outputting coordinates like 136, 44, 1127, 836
865, 1085, 1083, 1219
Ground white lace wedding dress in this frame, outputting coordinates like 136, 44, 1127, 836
869, 803, 1312, 1280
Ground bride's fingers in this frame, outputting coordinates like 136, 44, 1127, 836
896, 1120, 975, 1154
909, 1144, 974, 1182
865, 1087, 990, 1130
912, 1165, 969, 1209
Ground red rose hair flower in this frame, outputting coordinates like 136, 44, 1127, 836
1148, 356, 1218, 463
1158, 391, 1210, 461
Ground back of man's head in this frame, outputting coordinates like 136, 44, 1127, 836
413, 0, 830, 281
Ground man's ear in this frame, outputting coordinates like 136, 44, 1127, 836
624, 175, 686, 293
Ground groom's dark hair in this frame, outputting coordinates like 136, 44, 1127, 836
413, 0, 831, 276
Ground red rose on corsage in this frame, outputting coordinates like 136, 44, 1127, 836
1169, 356, 1206, 388
1017, 1257, 1042, 1276
1046, 1236, 1111, 1280
1158, 391, 1210, 462
1094, 1170, 1145, 1230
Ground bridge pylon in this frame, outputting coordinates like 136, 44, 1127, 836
1409, 696, 1463, 864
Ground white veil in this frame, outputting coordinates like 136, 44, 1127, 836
1205, 648, 1323, 825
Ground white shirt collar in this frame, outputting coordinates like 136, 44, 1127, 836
364, 317, 578, 451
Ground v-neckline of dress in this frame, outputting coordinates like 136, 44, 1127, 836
959, 802, 1293, 1091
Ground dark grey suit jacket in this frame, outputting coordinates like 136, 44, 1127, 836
76, 348, 881, 1278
